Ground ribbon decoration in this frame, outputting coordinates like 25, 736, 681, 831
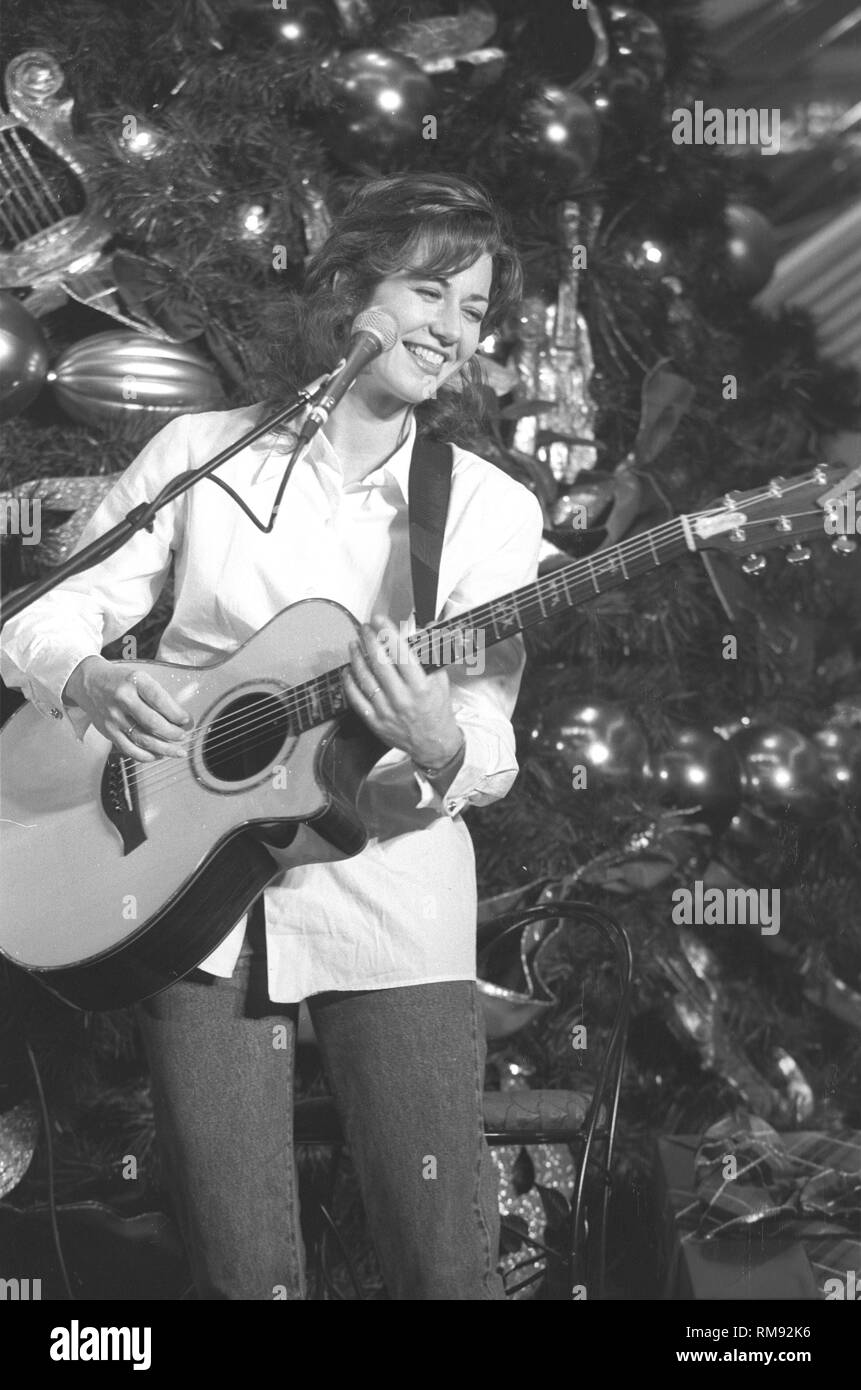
692, 1112, 861, 1239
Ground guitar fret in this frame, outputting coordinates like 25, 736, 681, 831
294, 692, 310, 733
324, 669, 343, 715
649, 532, 661, 566
490, 594, 521, 635
587, 561, 600, 594
311, 683, 325, 722
538, 568, 572, 614
291, 670, 344, 731
618, 549, 629, 580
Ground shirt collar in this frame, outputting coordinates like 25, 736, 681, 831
252, 409, 417, 504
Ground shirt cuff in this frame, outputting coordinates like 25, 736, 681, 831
29, 649, 100, 740
412, 722, 517, 819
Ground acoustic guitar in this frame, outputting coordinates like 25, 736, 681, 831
0, 465, 854, 1009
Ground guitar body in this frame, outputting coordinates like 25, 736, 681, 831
0, 600, 387, 1010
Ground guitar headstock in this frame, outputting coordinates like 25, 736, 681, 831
691, 463, 859, 572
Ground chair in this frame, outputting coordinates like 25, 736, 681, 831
293, 899, 633, 1301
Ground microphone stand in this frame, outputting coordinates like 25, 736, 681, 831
0, 380, 326, 627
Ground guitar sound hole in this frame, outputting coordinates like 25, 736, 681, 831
202, 692, 291, 782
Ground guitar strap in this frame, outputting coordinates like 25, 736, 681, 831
407, 436, 454, 627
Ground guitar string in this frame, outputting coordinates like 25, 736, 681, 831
125, 499, 830, 797
5, 129, 67, 224
128, 513, 695, 793
125, 495, 830, 798
0, 139, 60, 234
124, 493, 830, 798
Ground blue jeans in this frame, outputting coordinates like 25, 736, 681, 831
136, 912, 505, 1300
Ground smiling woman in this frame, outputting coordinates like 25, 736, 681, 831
257, 172, 523, 447
1, 168, 545, 1302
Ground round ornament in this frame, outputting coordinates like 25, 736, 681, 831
649, 725, 743, 823
319, 49, 435, 169
0, 292, 50, 421
725, 204, 778, 296
519, 84, 601, 185
540, 697, 651, 790
730, 722, 835, 821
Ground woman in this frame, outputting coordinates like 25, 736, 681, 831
1, 173, 544, 1299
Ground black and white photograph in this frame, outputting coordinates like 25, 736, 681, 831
0, 0, 859, 1348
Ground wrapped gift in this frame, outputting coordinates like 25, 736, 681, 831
655, 1115, 861, 1300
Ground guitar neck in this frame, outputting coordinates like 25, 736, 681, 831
412, 517, 692, 667
289, 517, 692, 733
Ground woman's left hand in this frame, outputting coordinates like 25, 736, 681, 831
343, 614, 464, 769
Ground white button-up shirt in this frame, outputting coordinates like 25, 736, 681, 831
1, 405, 544, 1002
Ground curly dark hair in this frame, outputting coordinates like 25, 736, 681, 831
256, 172, 522, 447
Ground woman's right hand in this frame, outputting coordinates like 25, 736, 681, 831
62, 655, 192, 762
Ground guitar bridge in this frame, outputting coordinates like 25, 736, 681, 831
100, 749, 146, 855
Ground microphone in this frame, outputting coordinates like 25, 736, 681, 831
297, 308, 399, 444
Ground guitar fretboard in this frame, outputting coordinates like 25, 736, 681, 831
285, 517, 691, 734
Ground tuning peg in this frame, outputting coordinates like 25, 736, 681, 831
768, 476, 787, 496
786, 545, 812, 564
741, 553, 767, 574
831, 535, 858, 556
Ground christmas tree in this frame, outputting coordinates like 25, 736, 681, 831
1, 0, 860, 1300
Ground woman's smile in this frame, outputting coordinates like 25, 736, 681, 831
402, 341, 449, 373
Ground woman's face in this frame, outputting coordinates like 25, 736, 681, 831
352, 250, 493, 413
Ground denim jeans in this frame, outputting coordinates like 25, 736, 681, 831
136, 909, 505, 1300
